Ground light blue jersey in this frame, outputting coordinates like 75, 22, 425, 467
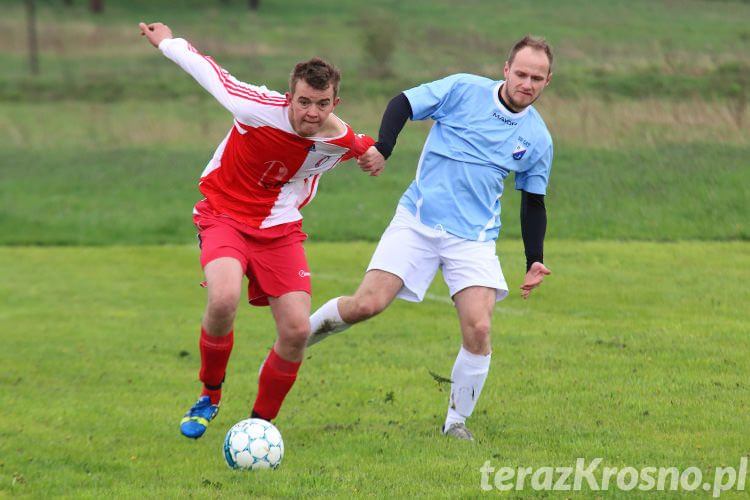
400, 73, 553, 242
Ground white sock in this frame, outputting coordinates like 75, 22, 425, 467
307, 297, 351, 346
443, 346, 491, 432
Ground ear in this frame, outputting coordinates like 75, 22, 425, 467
544, 73, 552, 88
285, 92, 292, 105
503, 61, 510, 80
332, 96, 341, 109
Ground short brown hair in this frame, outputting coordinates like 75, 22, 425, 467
508, 35, 553, 75
289, 58, 342, 97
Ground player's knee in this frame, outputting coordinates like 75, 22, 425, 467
284, 312, 311, 336
462, 321, 491, 352
278, 317, 310, 348
292, 317, 311, 339
472, 321, 491, 340
206, 291, 240, 323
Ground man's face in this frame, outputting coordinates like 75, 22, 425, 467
502, 47, 551, 112
286, 80, 339, 137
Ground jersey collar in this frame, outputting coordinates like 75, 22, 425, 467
493, 81, 530, 119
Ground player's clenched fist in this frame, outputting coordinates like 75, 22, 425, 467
357, 145, 386, 177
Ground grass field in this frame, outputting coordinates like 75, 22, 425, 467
1, 241, 748, 498
1, 0, 747, 245
1, 0, 749, 497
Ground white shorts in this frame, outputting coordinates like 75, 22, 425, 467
367, 205, 509, 303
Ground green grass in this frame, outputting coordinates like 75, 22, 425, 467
1, 1, 748, 246
1, 138, 746, 245
1, 241, 748, 498
1, 94, 748, 245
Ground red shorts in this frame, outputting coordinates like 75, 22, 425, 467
193, 199, 310, 306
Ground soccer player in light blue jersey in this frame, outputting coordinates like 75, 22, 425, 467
308, 35, 554, 440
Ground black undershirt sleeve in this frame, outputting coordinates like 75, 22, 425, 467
373, 92, 413, 159
520, 190, 547, 272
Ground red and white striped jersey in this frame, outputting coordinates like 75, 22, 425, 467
159, 38, 374, 229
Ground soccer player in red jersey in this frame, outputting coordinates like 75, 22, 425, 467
139, 22, 377, 438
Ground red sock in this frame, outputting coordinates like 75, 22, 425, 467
199, 327, 234, 405
253, 348, 302, 420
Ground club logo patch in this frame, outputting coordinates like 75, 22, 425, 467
513, 136, 531, 160
512, 143, 527, 160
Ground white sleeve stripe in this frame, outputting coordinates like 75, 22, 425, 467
204, 56, 286, 105
188, 42, 287, 106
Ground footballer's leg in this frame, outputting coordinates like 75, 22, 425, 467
307, 269, 402, 346
252, 291, 310, 421
442, 286, 495, 441
181, 257, 243, 439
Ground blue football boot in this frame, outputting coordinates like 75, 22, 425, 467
180, 395, 219, 439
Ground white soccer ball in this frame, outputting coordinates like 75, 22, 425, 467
223, 418, 284, 470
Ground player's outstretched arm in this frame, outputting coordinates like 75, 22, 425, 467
139, 22, 173, 48
520, 262, 551, 299
138, 23, 267, 121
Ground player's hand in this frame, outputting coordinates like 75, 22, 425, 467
139, 22, 173, 48
520, 262, 550, 299
357, 145, 385, 177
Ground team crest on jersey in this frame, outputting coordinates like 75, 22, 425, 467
513, 136, 531, 160
314, 155, 332, 168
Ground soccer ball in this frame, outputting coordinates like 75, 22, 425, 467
223, 418, 284, 470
